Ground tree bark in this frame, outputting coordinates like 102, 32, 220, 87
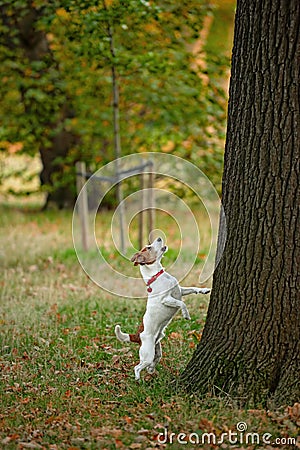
181, 0, 300, 407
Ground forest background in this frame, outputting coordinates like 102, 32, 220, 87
0, 0, 233, 207
2, 1, 298, 449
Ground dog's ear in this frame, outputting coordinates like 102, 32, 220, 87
131, 251, 147, 266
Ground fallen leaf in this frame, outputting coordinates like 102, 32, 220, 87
137, 429, 149, 435
134, 436, 147, 443
145, 396, 153, 405
198, 418, 215, 433
63, 390, 72, 398
169, 332, 183, 340
2, 435, 19, 444
111, 355, 120, 365
129, 444, 142, 449
18, 442, 43, 449
188, 330, 202, 341
110, 429, 123, 438
286, 402, 300, 425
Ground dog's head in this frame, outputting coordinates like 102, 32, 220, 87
131, 237, 168, 266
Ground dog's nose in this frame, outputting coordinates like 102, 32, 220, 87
157, 237, 162, 242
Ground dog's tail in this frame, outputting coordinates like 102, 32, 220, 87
115, 325, 130, 343
115, 322, 144, 345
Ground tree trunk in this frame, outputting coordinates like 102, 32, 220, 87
181, 0, 300, 407
1, 4, 78, 208
39, 122, 78, 209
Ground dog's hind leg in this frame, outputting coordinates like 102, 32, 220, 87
147, 341, 162, 374
134, 334, 155, 380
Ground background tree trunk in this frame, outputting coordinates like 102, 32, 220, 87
181, 0, 300, 406
20, 8, 79, 209
1, 4, 78, 208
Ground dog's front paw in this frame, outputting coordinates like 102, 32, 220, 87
197, 288, 211, 295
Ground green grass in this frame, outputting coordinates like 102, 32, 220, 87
0, 205, 298, 449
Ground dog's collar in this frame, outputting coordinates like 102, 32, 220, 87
146, 269, 164, 293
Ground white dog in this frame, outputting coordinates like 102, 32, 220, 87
115, 237, 210, 380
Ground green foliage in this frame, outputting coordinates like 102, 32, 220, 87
0, 0, 229, 199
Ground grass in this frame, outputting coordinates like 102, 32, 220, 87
0, 204, 299, 450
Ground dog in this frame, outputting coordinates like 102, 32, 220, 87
115, 237, 210, 380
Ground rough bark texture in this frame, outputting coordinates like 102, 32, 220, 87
181, 0, 300, 406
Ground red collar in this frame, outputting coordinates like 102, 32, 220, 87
146, 269, 164, 293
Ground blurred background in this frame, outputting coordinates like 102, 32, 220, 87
0, 0, 235, 210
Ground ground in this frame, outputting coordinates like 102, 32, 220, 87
0, 204, 299, 450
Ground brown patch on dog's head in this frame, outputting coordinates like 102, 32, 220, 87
131, 247, 156, 266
